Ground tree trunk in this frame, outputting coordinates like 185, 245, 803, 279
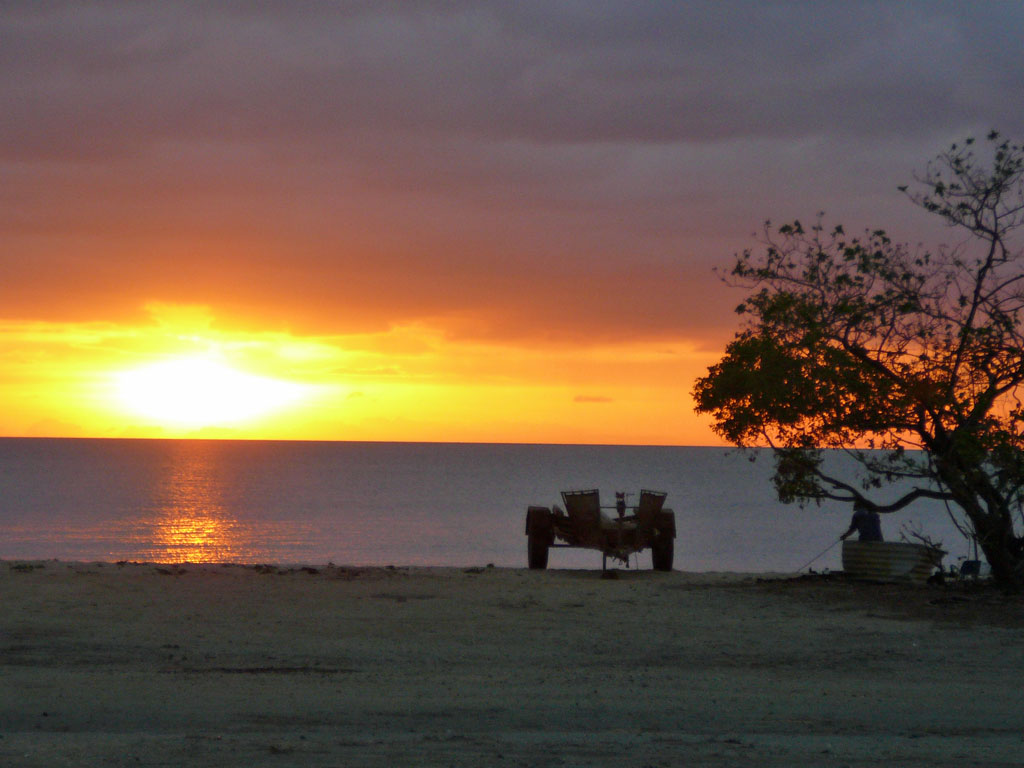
970, 512, 1024, 589
936, 456, 1024, 589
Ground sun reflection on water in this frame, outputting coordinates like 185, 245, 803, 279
139, 442, 260, 563
151, 508, 241, 563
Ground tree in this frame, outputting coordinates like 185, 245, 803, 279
693, 132, 1024, 587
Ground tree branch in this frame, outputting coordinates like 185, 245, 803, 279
809, 466, 955, 513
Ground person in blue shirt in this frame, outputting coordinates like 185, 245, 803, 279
841, 506, 884, 542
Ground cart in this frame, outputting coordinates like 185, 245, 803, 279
524, 489, 676, 570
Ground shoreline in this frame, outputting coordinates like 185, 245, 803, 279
3, 557, 798, 572
2, 558, 817, 581
3, 560, 1023, 767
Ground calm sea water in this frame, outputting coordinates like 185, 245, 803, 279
0, 438, 973, 572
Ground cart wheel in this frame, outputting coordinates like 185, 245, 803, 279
651, 534, 673, 571
528, 531, 549, 569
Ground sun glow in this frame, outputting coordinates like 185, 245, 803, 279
0, 306, 720, 443
113, 356, 307, 428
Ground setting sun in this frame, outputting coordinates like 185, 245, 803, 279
0, 309, 716, 443
113, 357, 307, 429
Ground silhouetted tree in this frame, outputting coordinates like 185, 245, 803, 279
694, 132, 1024, 587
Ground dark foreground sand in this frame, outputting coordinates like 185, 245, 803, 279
2, 561, 1024, 767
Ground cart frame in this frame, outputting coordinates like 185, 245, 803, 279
525, 489, 676, 570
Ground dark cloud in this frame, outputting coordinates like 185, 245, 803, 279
7, 1, 1021, 151
2, 1, 1023, 342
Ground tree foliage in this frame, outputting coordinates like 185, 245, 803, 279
694, 132, 1024, 586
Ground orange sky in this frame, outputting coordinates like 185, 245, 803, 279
2, 3, 1021, 444
0, 302, 724, 444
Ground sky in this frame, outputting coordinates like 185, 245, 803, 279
3, 1, 1024, 444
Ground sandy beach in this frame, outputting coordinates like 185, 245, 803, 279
2, 561, 1023, 767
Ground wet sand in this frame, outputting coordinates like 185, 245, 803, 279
2, 561, 1023, 767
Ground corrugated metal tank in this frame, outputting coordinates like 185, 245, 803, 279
842, 541, 945, 584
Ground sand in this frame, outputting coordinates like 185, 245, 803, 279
2, 561, 1023, 767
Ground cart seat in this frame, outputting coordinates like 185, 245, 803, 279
562, 489, 636, 531
561, 489, 602, 529
636, 489, 667, 528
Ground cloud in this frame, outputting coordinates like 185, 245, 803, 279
6, 2, 1022, 154
2, 1, 1023, 350
574, 395, 614, 404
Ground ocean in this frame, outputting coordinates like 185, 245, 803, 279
0, 438, 973, 572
